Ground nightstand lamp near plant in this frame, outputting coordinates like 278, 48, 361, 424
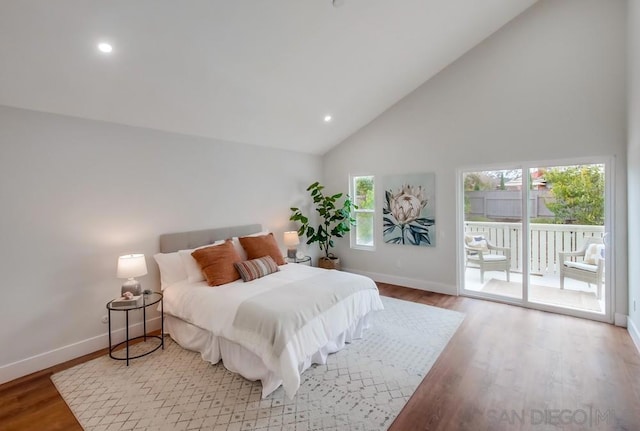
284, 231, 300, 259
117, 253, 147, 296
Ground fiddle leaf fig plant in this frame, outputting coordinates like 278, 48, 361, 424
290, 182, 357, 259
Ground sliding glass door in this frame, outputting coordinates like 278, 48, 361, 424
462, 168, 523, 301
525, 163, 607, 315
460, 160, 611, 321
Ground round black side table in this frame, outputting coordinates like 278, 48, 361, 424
106, 291, 164, 365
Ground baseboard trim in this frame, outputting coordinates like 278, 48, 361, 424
0, 317, 161, 385
343, 267, 457, 296
614, 313, 628, 328
628, 318, 640, 355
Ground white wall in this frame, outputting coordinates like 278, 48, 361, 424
628, 0, 640, 349
0, 106, 322, 382
324, 0, 628, 316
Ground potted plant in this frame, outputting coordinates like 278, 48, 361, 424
290, 182, 356, 270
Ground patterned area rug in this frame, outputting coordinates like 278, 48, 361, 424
52, 296, 464, 431
481, 278, 602, 311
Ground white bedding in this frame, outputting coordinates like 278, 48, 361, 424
162, 264, 384, 398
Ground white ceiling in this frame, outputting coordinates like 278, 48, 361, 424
0, 0, 537, 155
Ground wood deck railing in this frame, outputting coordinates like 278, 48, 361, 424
464, 221, 605, 275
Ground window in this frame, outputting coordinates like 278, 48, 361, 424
351, 175, 375, 249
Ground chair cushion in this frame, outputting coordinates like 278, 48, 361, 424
468, 254, 506, 262
564, 261, 598, 272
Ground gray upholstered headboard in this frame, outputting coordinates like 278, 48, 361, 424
159, 224, 263, 253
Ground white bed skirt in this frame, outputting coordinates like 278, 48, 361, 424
164, 312, 372, 398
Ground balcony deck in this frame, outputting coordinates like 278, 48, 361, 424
464, 268, 605, 313
463, 221, 606, 314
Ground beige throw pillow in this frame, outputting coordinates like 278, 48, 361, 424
584, 243, 604, 265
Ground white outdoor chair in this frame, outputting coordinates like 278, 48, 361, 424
464, 234, 511, 283
559, 237, 604, 299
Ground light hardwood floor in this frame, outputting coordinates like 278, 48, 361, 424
1, 284, 639, 430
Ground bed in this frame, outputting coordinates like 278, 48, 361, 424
155, 224, 384, 398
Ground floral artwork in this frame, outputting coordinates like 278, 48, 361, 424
383, 173, 436, 246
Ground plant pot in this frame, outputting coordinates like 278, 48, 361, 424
318, 256, 341, 270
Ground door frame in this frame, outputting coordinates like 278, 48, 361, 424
456, 156, 614, 323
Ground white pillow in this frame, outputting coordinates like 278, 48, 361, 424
153, 252, 187, 290
232, 230, 270, 261
584, 243, 604, 265
466, 234, 489, 252
179, 241, 226, 283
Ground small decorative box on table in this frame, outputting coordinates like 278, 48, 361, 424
106, 291, 164, 365
110, 294, 143, 308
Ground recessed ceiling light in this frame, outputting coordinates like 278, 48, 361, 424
98, 43, 113, 53
324, 115, 332, 123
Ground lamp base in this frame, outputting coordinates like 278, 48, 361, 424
287, 248, 297, 259
121, 278, 142, 296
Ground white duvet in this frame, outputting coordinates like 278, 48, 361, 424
162, 264, 384, 397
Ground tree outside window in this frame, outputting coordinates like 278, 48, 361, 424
352, 176, 375, 248
544, 165, 604, 225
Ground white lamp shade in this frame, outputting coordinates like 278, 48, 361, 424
283, 231, 300, 247
117, 254, 148, 279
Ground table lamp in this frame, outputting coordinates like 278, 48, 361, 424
283, 231, 300, 259
117, 254, 147, 296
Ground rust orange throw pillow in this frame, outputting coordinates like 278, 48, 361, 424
191, 240, 242, 286
238, 233, 286, 265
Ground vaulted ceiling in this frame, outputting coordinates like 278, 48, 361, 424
0, 0, 537, 154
